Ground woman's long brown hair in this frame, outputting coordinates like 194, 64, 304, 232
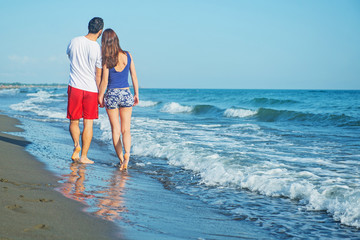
101, 28, 125, 69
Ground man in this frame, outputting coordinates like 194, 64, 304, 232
66, 17, 103, 164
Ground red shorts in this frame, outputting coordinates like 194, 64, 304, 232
67, 86, 98, 120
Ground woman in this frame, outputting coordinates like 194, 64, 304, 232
98, 28, 139, 170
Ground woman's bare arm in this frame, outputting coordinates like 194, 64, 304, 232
129, 52, 139, 106
98, 65, 109, 107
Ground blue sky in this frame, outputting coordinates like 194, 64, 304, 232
1, 0, 359, 89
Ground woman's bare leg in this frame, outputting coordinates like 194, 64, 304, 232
106, 108, 124, 164
119, 107, 132, 170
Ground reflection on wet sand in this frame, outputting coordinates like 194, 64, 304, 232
94, 170, 129, 221
60, 163, 94, 203
60, 163, 129, 221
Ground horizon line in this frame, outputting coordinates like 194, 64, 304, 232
0, 82, 359, 91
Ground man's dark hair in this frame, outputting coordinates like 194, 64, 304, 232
88, 17, 104, 34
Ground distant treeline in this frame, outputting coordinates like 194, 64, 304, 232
0, 83, 67, 88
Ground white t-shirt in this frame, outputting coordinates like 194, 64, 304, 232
67, 36, 102, 93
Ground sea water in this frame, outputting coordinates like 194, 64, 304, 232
0, 87, 359, 239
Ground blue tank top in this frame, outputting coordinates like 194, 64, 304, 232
107, 51, 131, 89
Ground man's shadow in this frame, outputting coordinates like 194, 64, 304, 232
0, 134, 31, 147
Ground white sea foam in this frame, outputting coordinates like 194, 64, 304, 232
10, 90, 66, 120
0, 88, 20, 95
212, 164, 360, 228
36, 110, 66, 119
224, 108, 257, 118
229, 123, 261, 130
195, 124, 222, 128
27, 91, 52, 101
95, 113, 360, 228
137, 100, 159, 107
161, 102, 193, 113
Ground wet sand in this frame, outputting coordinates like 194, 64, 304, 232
0, 114, 121, 240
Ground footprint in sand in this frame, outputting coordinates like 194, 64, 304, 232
0, 178, 20, 186
19, 195, 54, 203
23, 224, 49, 232
38, 198, 53, 203
5, 204, 26, 213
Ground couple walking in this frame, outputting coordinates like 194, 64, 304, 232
66, 17, 139, 170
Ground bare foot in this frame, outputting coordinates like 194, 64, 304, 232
119, 152, 124, 165
79, 156, 94, 164
120, 153, 129, 170
71, 146, 81, 161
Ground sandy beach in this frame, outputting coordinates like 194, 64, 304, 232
0, 114, 121, 240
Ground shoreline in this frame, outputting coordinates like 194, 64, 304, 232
0, 114, 121, 240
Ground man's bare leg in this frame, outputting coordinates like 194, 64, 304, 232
79, 119, 94, 164
69, 119, 81, 161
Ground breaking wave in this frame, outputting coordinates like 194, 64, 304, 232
255, 108, 357, 126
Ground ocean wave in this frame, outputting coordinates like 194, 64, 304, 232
235, 168, 360, 228
96, 114, 360, 228
10, 102, 66, 119
251, 97, 299, 105
161, 102, 193, 113
161, 102, 225, 116
27, 90, 51, 97
224, 108, 257, 118
25, 90, 63, 103
138, 100, 160, 107
255, 108, 356, 126
0, 88, 20, 95
10, 90, 66, 120
192, 105, 222, 115
340, 120, 360, 127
